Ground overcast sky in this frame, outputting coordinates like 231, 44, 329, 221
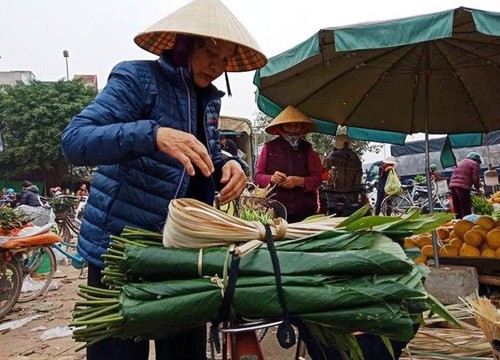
2, 0, 500, 161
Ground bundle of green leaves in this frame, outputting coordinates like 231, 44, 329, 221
71, 208, 459, 359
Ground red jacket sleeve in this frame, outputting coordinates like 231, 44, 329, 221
254, 144, 273, 187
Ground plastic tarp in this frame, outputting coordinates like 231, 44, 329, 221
391, 131, 500, 157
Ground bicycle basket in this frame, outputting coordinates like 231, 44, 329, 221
238, 196, 287, 221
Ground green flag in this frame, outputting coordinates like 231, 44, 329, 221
440, 135, 456, 168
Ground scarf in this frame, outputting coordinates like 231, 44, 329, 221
282, 134, 301, 150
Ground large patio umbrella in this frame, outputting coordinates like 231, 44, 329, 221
254, 7, 500, 265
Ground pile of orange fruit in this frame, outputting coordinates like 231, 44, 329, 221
487, 191, 500, 205
406, 215, 500, 264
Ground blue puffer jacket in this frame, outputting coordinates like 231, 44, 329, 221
62, 54, 232, 268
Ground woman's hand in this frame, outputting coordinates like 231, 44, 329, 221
156, 127, 214, 177
271, 171, 286, 184
279, 176, 304, 189
219, 160, 247, 204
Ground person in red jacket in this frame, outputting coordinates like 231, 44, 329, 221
449, 151, 483, 218
254, 106, 323, 223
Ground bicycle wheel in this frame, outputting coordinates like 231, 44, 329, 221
66, 217, 81, 235
381, 195, 413, 216
58, 220, 73, 244
18, 246, 56, 303
61, 220, 79, 247
433, 194, 450, 212
0, 255, 23, 318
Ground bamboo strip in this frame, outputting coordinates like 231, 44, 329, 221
163, 198, 343, 248
400, 301, 497, 359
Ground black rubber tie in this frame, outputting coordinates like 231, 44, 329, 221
210, 252, 241, 353
264, 224, 296, 349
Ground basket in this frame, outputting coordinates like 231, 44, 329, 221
238, 196, 287, 220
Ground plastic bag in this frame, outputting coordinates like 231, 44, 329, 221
384, 168, 401, 196
16, 223, 54, 238
0, 315, 42, 331
15, 205, 56, 227
436, 179, 449, 195
40, 326, 75, 341
21, 275, 58, 293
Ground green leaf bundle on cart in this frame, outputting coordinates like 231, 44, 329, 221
71, 199, 460, 359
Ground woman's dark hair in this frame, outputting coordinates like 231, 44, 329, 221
171, 34, 206, 69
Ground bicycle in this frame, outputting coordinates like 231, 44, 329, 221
381, 179, 450, 216
40, 195, 87, 274
16, 231, 86, 300
212, 193, 307, 360
0, 231, 60, 316
50, 241, 86, 276
41, 195, 82, 244
0, 246, 23, 318
16, 244, 57, 302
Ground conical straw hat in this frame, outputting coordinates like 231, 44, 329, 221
134, 0, 267, 72
265, 106, 317, 135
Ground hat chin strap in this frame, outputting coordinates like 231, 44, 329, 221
224, 72, 232, 97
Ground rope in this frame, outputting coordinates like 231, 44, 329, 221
197, 249, 203, 277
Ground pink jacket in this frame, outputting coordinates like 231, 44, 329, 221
255, 136, 322, 216
449, 158, 481, 191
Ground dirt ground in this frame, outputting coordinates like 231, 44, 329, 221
0, 265, 86, 360
0, 263, 495, 360
0, 265, 303, 360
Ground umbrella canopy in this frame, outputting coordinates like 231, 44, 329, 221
254, 7, 500, 142
254, 7, 500, 266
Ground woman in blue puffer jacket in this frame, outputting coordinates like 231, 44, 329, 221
61, 1, 267, 358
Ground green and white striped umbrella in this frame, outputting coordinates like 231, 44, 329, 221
254, 7, 500, 144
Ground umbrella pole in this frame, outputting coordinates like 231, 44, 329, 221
423, 62, 440, 267
424, 131, 439, 267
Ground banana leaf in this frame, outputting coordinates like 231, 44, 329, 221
341, 211, 453, 234
303, 306, 416, 341
106, 234, 412, 281
274, 230, 374, 251
73, 271, 430, 343
336, 204, 371, 228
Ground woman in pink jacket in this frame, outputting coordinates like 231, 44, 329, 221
254, 106, 323, 223
449, 151, 483, 218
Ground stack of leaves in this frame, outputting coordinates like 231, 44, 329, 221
0, 207, 31, 236
49, 195, 77, 220
71, 204, 459, 359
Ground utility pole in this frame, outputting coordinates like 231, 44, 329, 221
63, 50, 72, 188
63, 50, 69, 81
